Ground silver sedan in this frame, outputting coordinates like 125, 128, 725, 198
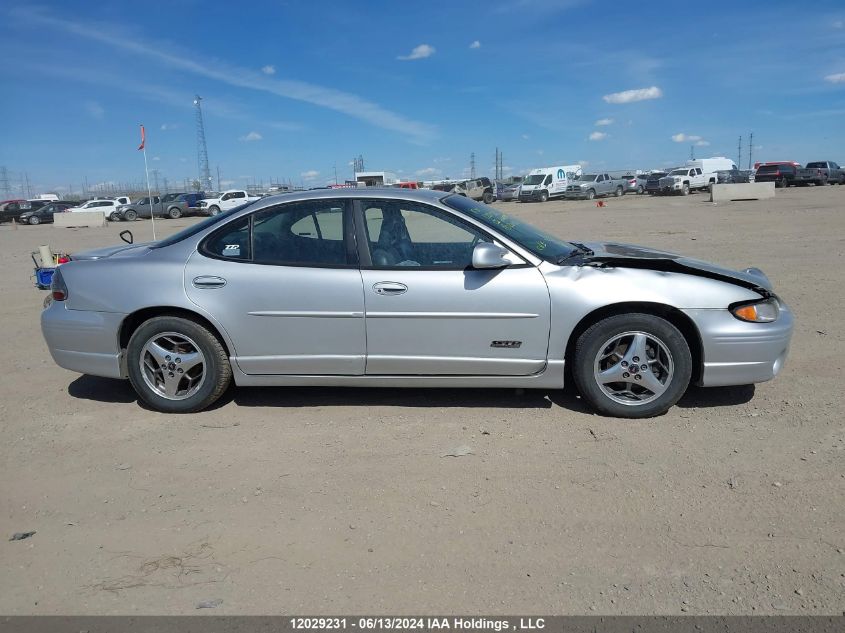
41, 189, 793, 417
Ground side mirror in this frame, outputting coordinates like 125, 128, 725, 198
472, 242, 511, 269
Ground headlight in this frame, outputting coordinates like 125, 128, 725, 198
731, 298, 779, 323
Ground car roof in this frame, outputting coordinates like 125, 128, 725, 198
250, 187, 449, 208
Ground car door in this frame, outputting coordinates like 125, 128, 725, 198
184, 198, 366, 375
354, 198, 551, 375
221, 191, 247, 211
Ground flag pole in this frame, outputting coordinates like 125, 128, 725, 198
139, 124, 156, 240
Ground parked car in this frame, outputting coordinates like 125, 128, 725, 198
794, 161, 845, 186
0, 200, 42, 223
754, 164, 800, 188
41, 189, 793, 419
656, 167, 714, 195
564, 173, 627, 200
622, 174, 649, 194
500, 183, 521, 201
519, 165, 582, 202
113, 196, 190, 221
453, 177, 496, 204
198, 190, 262, 216
64, 199, 122, 219
18, 201, 78, 225
645, 172, 669, 195
714, 169, 751, 184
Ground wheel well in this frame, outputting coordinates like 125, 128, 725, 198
563, 302, 703, 385
119, 307, 232, 356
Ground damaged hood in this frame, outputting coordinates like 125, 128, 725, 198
577, 241, 774, 295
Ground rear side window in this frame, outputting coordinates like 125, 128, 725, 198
204, 216, 251, 261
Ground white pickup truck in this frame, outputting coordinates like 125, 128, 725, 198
657, 167, 715, 195
199, 190, 262, 216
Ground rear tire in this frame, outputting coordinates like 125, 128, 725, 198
637, 185, 644, 194
615, 186, 623, 197
572, 313, 692, 418
127, 316, 232, 413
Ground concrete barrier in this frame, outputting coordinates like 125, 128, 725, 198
710, 182, 776, 202
53, 211, 107, 228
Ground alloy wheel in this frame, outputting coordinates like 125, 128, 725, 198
593, 331, 674, 406
139, 332, 206, 400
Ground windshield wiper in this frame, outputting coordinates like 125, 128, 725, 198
556, 242, 594, 264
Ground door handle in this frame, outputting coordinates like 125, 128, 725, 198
192, 275, 227, 289
372, 281, 408, 296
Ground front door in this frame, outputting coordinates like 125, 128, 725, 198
355, 199, 551, 375
184, 199, 366, 375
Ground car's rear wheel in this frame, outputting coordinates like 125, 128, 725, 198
29, 216, 40, 225
124, 209, 138, 221
572, 313, 692, 418
585, 189, 595, 200
637, 185, 644, 194
109, 213, 120, 222
779, 178, 788, 189
167, 207, 182, 219
615, 185, 623, 197
127, 316, 232, 413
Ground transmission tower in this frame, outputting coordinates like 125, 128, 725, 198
193, 95, 213, 192
470, 152, 476, 179
352, 155, 365, 173
494, 148, 503, 181
0, 166, 11, 198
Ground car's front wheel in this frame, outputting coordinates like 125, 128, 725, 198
28, 216, 40, 225
167, 207, 182, 219
124, 209, 138, 221
482, 191, 494, 204
127, 316, 232, 413
585, 189, 595, 200
208, 205, 220, 216
572, 313, 692, 418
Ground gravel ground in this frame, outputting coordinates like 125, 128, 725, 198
1, 186, 843, 615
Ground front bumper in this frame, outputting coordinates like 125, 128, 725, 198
518, 190, 544, 201
563, 190, 589, 199
683, 302, 794, 387
41, 301, 125, 379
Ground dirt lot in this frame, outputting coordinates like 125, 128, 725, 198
1, 187, 843, 615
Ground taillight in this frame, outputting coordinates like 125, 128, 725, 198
51, 267, 68, 301
56, 256, 70, 264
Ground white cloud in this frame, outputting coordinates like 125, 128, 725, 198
239, 131, 262, 141
824, 72, 845, 84
152, 156, 161, 161
589, 131, 607, 141
469, 40, 481, 49
595, 118, 614, 126
416, 167, 441, 177
301, 170, 320, 180
261, 65, 276, 75
671, 133, 703, 143
160, 123, 177, 130
12, 7, 435, 143
602, 86, 663, 104
84, 100, 104, 119
833, 20, 843, 29
578, 160, 589, 167
398, 44, 435, 60
695, 140, 710, 147
521, 134, 529, 140
220, 179, 235, 187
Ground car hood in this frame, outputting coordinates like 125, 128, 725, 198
71, 242, 154, 261
577, 241, 774, 295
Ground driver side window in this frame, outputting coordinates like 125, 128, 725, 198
362, 201, 487, 269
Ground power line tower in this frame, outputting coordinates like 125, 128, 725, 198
193, 95, 213, 192
470, 152, 476, 179
0, 166, 11, 198
352, 155, 365, 174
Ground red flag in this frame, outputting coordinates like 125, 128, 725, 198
137, 125, 146, 151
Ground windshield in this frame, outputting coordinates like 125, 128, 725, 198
578, 174, 597, 181
522, 174, 545, 185
443, 194, 576, 263
151, 202, 256, 249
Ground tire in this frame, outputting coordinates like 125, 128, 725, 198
615, 186, 623, 197
637, 185, 644, 195
571, 313, 693, 418
29, 216, 40, 225
681, 183, 689, 196
124, 209, 138, 221
126, 316, 232, 413
586, 189, 595, 200
482, 191, 494, 204
779, 178, 788, 189
208, 205, 221, 216
167, 207, 182, 219
109, 213, 120, 222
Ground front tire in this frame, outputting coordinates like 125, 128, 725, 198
681, 183, 690, 196
539, 190, 549, 202
167, 207, 182, 219
127, 316, 232, 413
124, 209, 138, 221
585, 189, 595, 200
29, 216, 40, 225
572, 313, 692, 418
208, 205, 221, 216
482, 191, 494, 204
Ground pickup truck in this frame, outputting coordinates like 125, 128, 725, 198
794, 161, 845, 186
657, 167, 715, 195
112, 196, 190, 221
198, 190, 263, 216
563, 173, 627, 200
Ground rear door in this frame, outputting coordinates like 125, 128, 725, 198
354, 198, 551, 375
184, 199, 366, 375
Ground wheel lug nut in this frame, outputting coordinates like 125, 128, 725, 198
632, 356, 640, 363
168, 372, 174, 377
165, 355, 171, 361
623, 372, 630, 378
621, 361, 628, 367
641, 364, 648, 371
634, 375, 641, 380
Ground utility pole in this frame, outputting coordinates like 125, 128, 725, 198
690, 145, 694, 161
0, 166, 11, 198
748, 132, 754, 170
470, 152, 476, 179
334, 162, 338, 185
738, 136, 742, 169
151, 169, 160, 195
216, 165, 221, 192
193, 95, 213, 192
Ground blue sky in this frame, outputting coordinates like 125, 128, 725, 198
1, 0, 844, 193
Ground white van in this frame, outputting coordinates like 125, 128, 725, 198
518, 165, 582, 202
685, 157, 737, 174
